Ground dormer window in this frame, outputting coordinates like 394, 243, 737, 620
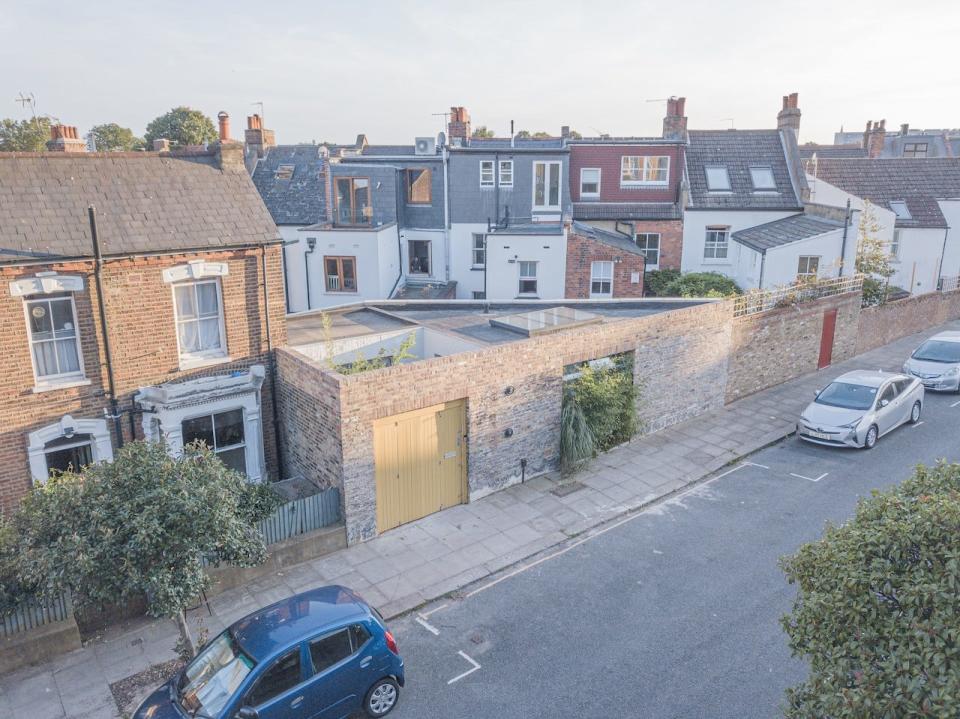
705, 166, 731, 191
889, 201, 912, 220
749, 166, 776, 191
275, 164, 295, 180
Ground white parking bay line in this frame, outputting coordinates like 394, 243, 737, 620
951, 400, 960, 408
789, 472, 828, 482
447, 651, 481, 684
421, 603, 448, 618
910, 421, 925, 428
744, 462, 770, 469
415, 614, 440, 636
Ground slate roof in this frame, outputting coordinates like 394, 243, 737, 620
570, 221, 645, 256
457, 138, 567, 151
572, 202, 681, 221
250, 145, 326, 226
799, 144, 867, 160
686, 130, 803, 210
731, 214, 843, 254
812, 158, 960, 228
0, 151, 280, 264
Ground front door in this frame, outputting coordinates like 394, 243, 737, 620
818, 308, 838, 369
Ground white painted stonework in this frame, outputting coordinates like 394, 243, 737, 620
9, 273, 84, 297
161, 260, 230, 284
26, 415, 113, 484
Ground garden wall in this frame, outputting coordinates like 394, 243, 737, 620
855, 289, 960, 355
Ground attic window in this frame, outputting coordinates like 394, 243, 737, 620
749, 166, 776, 190
889, 201, 912, 220
705, 166, 731, 191
275, 165, 295, 180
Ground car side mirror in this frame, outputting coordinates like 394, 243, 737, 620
880, 399, 890, 408
236, 708, 259, 719
813, 389, 820, 398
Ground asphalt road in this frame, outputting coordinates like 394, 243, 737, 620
385, 385, 960, 719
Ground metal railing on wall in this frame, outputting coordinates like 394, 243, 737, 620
732, 275, 864, 318
1, 487, 342, 638
938, 276, 960, 293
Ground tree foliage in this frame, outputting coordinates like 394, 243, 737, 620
4, 441, 280, 656
472, 126, 495, 139
780, 461, 960, 717
856, 200, 896, 307
0, 117, 52, 151
144, 106, 218, 148
654, 271, 742, 298
644, 269, 682, 297
320, 311, 417, 374
89, 122, 144, 152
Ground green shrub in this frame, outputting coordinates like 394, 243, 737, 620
644, 269, 681, 297
559, 396, 594, 474
569, 355, 638, 453
780, 461, 960, 717
663, 272, 742, 298
860, 276, 889, 307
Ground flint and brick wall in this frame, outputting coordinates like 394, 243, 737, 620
0, 247, 286, 512
725, 292, 862, 403
278, 300, 733, 543
855, 289, 960, 355
565, 232, 645, 299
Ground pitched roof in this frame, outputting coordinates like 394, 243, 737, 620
686, 130, 803, 210
812, 158, 960, 228
570, 221, 645, 256
250, 145, 326, 225
0, 151, 280, 264
731, 213, 843, 253
572, 202, 681, 221
799, 143, 867, 159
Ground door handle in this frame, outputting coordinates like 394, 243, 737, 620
360, 655, 373, 668
290, 695, 305, 708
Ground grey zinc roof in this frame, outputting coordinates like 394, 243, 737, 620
361, 145, 418, 157
572, 202, 681, 221
731, 213, 843, 253
457, 138, 567, 151
813, 158, 960, 228
251, 145, 326, 226
799, 144, 867, 159
686, 130, 803, 210
0, 151, 280, 264
570, 221, 645, 256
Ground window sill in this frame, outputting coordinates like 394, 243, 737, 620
702, 260, 731, 265
324, 290, 359, 295
179, 355, 232, 371
515, 295, 540, 300
580, 194, 600, 200
470, 266, 486, 272
620, 182, 668, 188
32, 378, 92, 394
499, 184, 513, 189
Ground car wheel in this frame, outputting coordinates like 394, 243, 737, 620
909, 401, 922, 424
364, 677, 400, 717
863, 424, 879, 449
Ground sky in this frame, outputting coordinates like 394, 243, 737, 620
2, 0, 959, 146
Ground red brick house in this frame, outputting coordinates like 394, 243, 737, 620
565, 222, 646, 298
0, 134, 286, 513
567, 97, 687, 274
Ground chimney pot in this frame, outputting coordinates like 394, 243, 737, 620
46, 124, 86, 152
776, 92, 801, 137
217, 111, 230, 142
448, 106, 471, 141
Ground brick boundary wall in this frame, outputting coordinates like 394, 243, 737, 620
279, 300, 733, 544
855, 289, 960, 355
724, 292, 862, 403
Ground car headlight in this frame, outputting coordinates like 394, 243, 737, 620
902, 362, 911, 372
945, 367, 960, 377
838, 419, 861, 430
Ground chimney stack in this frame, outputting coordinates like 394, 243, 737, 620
245, 114, 276, 159
46, 124, 87, 152
900, 123, 910, 136
153, 138, 170, 152
662, 96, 687, 141
866, 119, 887, 158
776, 92, 801, 137
217, 111, 231, 142
448, 107, 471, 144
561, 125, 571, 140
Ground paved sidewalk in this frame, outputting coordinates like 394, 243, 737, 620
1, 320, 953, 719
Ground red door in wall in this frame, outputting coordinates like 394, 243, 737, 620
818, 309, 838, 369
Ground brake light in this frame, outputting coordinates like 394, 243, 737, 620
384, 629, 399, 655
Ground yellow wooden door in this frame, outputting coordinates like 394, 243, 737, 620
374, 399, 467, 533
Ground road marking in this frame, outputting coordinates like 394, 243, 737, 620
415, 614, 440, 636
447, 651, 481, 684
461, 463, 752, 601
420, 603, 448, 618
910, 421, 925, 428
951, 400, 960, 408
744, 462, 769, 469
789, 472, 828, 482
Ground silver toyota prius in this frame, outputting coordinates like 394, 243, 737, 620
797, 370, 923, 449
902, 331, 960, 392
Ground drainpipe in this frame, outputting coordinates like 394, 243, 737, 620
838, 199, 851, 278
281, 242, 291, 313
483, 218, 490, 312
442, 142, 451, 283
87, 205, 124, 448
937, 225, 951, 286
494, 151, 501, 228
304, 236, 316, 310
758, 251, 767, 290
261, 244, 285, 481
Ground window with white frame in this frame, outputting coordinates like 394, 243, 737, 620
620, 156, 669, 185
749, 166, 776, 190
499, 160, 513, 187
518, 261, 538, 296
27, 415, 113, 485
890, 229, 902, 258
590, 261, 613, 297
25, 295, 83, 382
580, 168, 601, 197
480, 160, 495, 187
533, 162, 561, 210
181, 408, 247, 474
797, 255, 820, 278
635, 233, 661, 267
705, 166, 732, 191
889, 201, 912, 220
43, 434, 93, 476
704, 227, 729, 259
173, 280, 226, 362
472, 233, 486, 267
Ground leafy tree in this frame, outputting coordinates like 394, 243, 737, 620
661, 272, 741, 298
472, 126, 495, 139
567, 129, 583, 140
780, 461, 960, 718
5, 441, 281, 657
89, 122, 144, 152
532, 131, 552, 139
0, 116, 52, 151
515, 130, 531, 139
856, 200, 896, 306
144, 106, 218, 148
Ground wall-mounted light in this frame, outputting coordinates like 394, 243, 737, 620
504, 428, 514, 438
504, 386, 515, 396
306, 237, 317, 252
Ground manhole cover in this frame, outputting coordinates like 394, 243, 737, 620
552, 481, 585, 497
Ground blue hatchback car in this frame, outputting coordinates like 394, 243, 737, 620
134, 586, 404, 719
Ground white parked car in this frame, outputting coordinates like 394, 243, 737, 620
797, 370, 923, 449
903, 331, 960, 392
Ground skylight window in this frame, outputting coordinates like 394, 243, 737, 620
749, 166, 776, 190
889, 201, 912, 220
275, 164, 295, 180
705, 166, 731, 191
